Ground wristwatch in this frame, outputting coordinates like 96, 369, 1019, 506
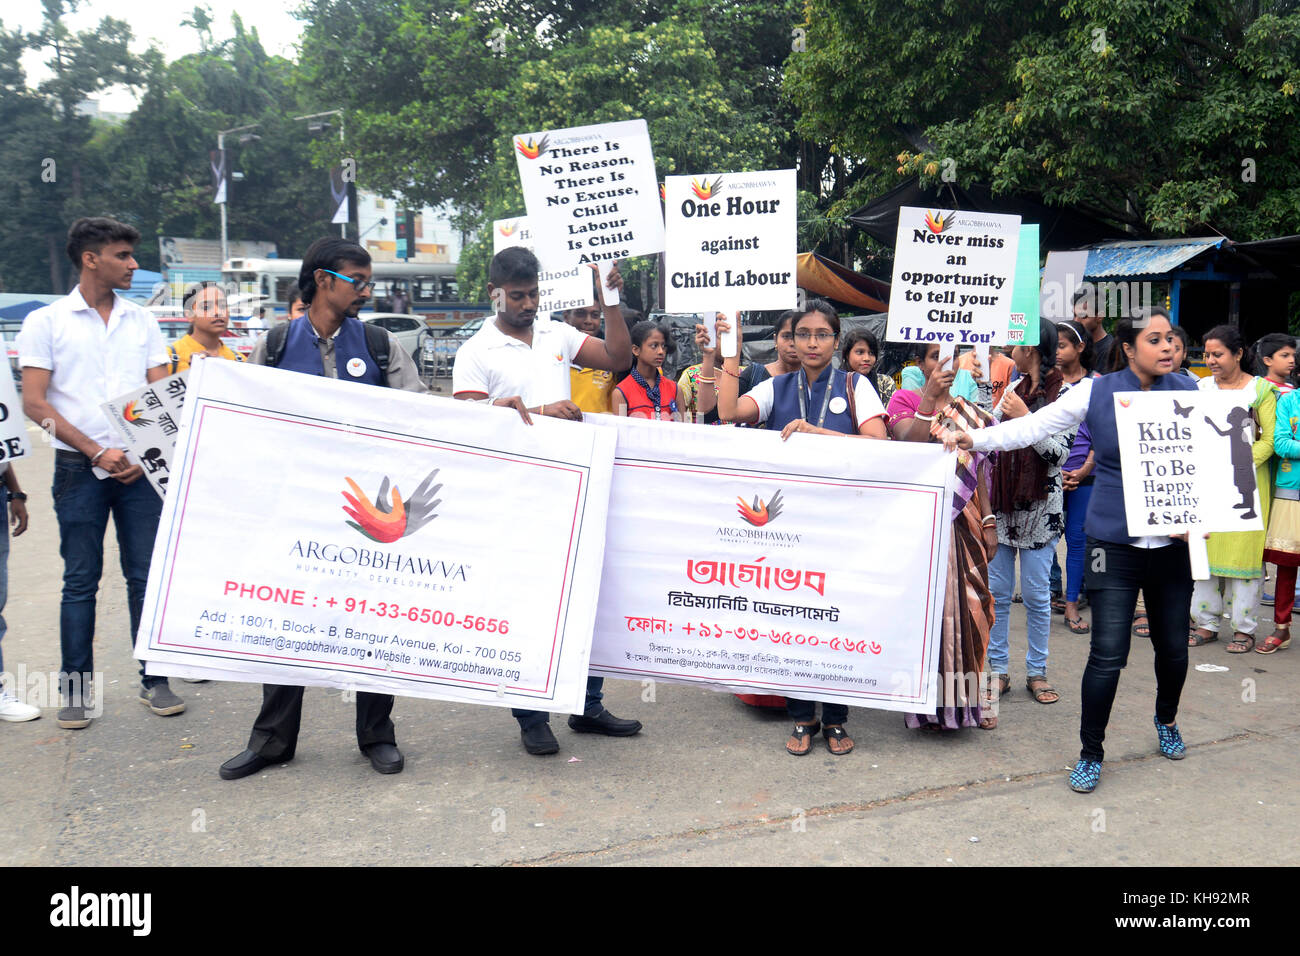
6, 491, 26, 502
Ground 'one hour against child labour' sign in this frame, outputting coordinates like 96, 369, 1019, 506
492, 215, 594, 314
886, 206, 1021, 346
513, 118, 665, 265
662, 169, 797, 312
1114, 390, 1263, 537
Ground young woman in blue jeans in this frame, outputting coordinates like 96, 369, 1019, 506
1056, 320, 1098, 634
946, 311, 1197, 793
985, 319, 1074, 709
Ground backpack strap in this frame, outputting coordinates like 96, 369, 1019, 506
265, 322, 289, 367
361, 322, 391, 388
167, 345, 179, 376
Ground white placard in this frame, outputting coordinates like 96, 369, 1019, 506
492, 216, 594, 314
1040, 250, 1091, 322
886, 206, 1021, 347
1114, 390, 1263, 536
663, 169, 797, 312
0, 365, 31, 464
101, 371, 190, 496
135, 359, 615, 713
585, 415, 955, 713
513, 118, 665, 265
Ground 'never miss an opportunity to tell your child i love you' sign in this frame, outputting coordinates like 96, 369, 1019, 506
513, 119, 665, 266
886, 206, 1021, 347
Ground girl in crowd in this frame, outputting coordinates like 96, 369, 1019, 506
840, 328, 897, 404
943, 310, 1198, 793
986, 319, 1074, 707
887, 343, 998, 731
1056, 320, 1098, 634
168, 282, 246, 373
1170, 325, 1196, 378
1262, 383, 1300, 652
1252, 332, 1297, 395
1189, 325, 1276, 653
716, 300, 887, 755
613, 320, 679, 420
735, 310, 802, 424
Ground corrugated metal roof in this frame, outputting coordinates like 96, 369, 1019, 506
1085, 238, 1225, 278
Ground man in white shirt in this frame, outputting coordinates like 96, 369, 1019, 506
453, 246, 642, 755
18, 217, 186, 729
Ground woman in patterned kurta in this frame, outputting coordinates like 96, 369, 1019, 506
887, 343, 997, 731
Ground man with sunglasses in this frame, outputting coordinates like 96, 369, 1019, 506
221, 238, 425, 780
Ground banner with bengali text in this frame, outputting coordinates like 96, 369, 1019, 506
586, 416, 955, 713
135, 359, 614, 713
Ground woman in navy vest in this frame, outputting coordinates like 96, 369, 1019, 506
716, 300, 888, 757
944, 310, 1198, 793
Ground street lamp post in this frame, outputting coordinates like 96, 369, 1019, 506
294, 110, 347, 238
217, 123, 262, 266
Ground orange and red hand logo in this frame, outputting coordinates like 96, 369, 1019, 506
498, 221, 517, 237
737, 489, 784, 527
342, 467, 443, 544
924, 210, 953, 234
515, 135, 549, 160
691, 176, 723, 200
122, 400, 151, 427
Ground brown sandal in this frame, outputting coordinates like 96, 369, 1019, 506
1026, 676, 1060, 704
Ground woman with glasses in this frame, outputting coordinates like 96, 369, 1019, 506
716, 299, 888, 756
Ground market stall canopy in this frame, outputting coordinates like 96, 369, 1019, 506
797, 252, 889, 312
847, 178, 1134, 251
1082, 237, 1226, 277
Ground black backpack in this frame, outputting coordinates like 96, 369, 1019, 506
265, 319, 390, 387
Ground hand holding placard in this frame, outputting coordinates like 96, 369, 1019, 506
597, 260, 621, 306
716, 311, 740, 360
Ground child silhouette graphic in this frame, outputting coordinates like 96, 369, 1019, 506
1204, 407, 1258, 519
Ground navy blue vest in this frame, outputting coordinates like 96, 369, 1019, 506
277, 316, 384, 386
1086, 368, 1199, 545
768, 366, 858, 435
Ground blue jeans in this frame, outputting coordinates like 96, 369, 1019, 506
513, 676, 606, 728
52, 456, 164, 693
987, 540, 1055, 676
1063, 484, 1094, 602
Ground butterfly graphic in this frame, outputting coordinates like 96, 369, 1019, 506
1172, 399, 1193, 418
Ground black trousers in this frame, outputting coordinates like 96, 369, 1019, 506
246, 684, 396, 760
1080, 537, 1192, 762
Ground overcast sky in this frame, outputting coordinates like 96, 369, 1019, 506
11, 1, 306, 111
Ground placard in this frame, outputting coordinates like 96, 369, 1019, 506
0, 364, 31, 464
663, 169, 797, 312
1114, 390, 1263, 536
102, 370, 190, 495
585, 416, 955, 713
135, 359, 615, 713
492, 215, 594, 315
886, 206, 1021, 347
513, 118, 665, 265
1006, 223, 1040, 346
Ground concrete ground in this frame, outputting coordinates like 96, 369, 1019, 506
3, 427, 1296, 867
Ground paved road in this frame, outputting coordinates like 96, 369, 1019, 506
3, 430, 1296, 866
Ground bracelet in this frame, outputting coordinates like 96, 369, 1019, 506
540, 404, 546, 417
914, 411, 937, 422
721, 366, 741, 379
90, 448, 107, 464
981, 515, 997, 527
697, 376, 716, 384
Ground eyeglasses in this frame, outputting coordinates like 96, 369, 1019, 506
320, 268, 375, 292
794, 330, 835, 342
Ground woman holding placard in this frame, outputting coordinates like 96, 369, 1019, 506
886, 342, 999, 731
716, 300, 887, 755
942, 309, 1198, 793
1188, 325, 1276, 654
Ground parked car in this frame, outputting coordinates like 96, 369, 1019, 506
361, 313, 429, 358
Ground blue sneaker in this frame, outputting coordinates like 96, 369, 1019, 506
1262, 592, 1275, 606
1069, 759, 1102, 793
1154, 716, 1186, 759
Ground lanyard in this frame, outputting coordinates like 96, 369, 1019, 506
797, 369, 836, 428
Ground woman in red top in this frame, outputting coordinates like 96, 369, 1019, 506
614, 320, 679, 420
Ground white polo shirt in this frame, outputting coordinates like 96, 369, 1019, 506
17, 287, 169, 452
452, 316, 589, 405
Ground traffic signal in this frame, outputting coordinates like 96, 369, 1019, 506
395, 207, 413, 260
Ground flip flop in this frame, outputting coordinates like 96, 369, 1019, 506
1131, 614, 1150, 638
1065, 615, 1090, 634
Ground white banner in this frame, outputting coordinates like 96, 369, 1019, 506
585, 416, 955, 713
135, 359, 615, 713
492, 215, 594, 314
0, 362, 31, 464
102, 370, 189, 496
662, 169, 797, 312
886, 206, 1021, 347
513, 118, 665, 266
1114, 390, 1263, 536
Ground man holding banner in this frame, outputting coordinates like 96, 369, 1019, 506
453, 247, 641, 755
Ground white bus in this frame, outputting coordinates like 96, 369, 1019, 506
221, 257, 488, 328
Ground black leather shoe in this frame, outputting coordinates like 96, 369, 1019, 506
567, 709, 642, 736
364, 742, 404, 774
521, 722, 559, 755
219, 749, 284, 780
